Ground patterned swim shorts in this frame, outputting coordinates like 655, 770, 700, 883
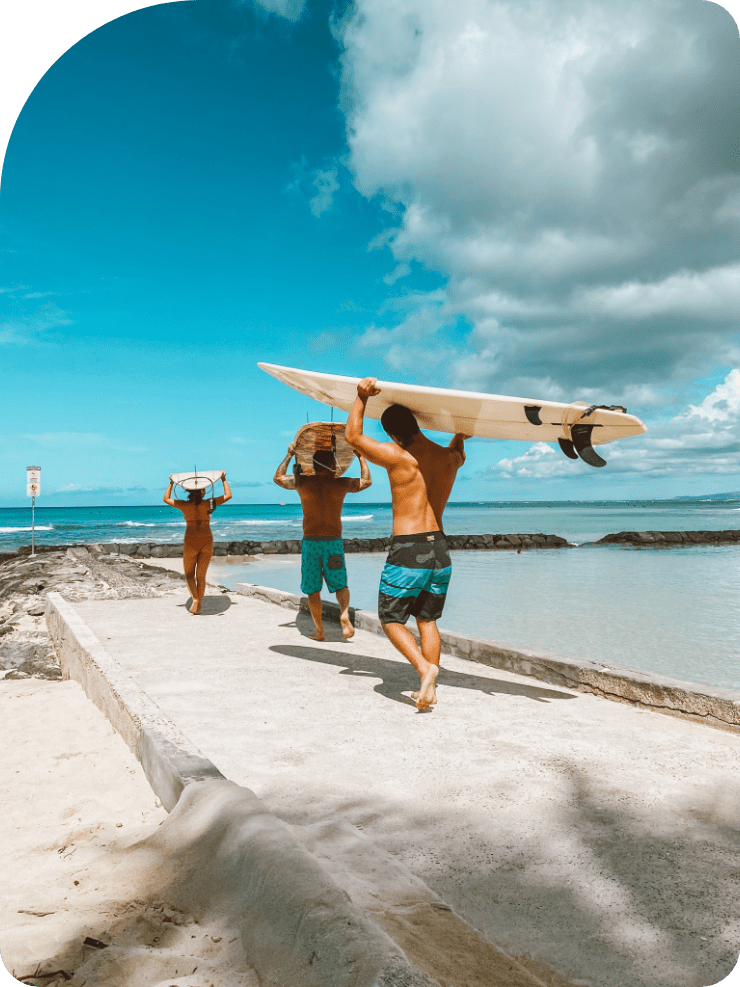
378, 531, 451, 625
301, 537, 348, 595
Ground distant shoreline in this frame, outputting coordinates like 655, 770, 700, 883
1, 492, 740, 511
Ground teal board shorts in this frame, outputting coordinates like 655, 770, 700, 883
378, 531, 452, 625
301, 537, 348, 595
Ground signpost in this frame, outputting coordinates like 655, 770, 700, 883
26, 466, 41, 557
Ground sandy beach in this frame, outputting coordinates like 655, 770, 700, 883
0, 551, 260, 986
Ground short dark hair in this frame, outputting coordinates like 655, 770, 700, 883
312, 449, 337, 472
187, 488, 204, 503
381, 404, 420, 447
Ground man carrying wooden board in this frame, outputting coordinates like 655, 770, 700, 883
274, 442, 372, 641
346, 377, 467, 710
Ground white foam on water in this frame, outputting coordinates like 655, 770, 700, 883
0, 525, 55, 532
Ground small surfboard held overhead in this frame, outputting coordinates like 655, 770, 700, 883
258, 363, 647, 468
292, 422, 356, 477
170, 470, 223, 492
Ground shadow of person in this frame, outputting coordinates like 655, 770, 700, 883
269, 643, 576, 708
294, 611, 349, 643
180, 595, 232, 616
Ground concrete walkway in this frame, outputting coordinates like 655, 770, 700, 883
67, 587, 740, 987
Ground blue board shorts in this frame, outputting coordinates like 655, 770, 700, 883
378, 531, 452, 625
301, 537, 348, 595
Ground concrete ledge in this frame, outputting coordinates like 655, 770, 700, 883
234, 583, 740, 734
45, 592, 225, 811
44, 592, 442, 987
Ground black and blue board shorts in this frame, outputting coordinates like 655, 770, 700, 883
378, 531, 452, 625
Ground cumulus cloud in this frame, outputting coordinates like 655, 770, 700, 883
487, 369, 740, 480
336, 0, 740, 403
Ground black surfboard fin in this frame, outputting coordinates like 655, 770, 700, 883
571, 424, 607, 468
558, 438, 579, 460
524, 405, 543, 426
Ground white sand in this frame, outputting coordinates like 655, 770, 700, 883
0, 677, 259, 987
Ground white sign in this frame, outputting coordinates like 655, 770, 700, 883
26, 465, 40, 497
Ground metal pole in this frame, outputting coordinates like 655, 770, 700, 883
31, 496, 36, 558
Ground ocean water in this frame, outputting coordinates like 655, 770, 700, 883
2, 500, 739, 691
1, 498, 740, 551
212, 543, 740, 692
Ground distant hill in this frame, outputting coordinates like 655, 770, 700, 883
673, 491, 740, 501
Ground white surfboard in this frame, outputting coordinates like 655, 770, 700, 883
258, 363, 647, 468
170, 470, 223, 492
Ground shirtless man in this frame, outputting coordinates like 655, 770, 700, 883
345, 378, 467, 709
274, 443, 372, 640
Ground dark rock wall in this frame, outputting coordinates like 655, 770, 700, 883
13, 529, 740, 557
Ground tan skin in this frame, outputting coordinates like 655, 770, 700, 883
274, 444, 371, 641
163, 471, 232, 614
345, 378, 468, 709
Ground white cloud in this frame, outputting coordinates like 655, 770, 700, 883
336, 0, 740, 401
251, 0, 306, 22
309, 166, 339, 217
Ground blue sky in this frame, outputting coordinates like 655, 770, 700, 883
2, 0, 740, 506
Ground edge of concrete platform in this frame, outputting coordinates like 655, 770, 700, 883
45, 592, 227, 812
233, 582, 740, 734
43, 591, 443, 987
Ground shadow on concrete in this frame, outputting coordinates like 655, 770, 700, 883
264, 761, 740, 987
179, 595, 232, 616
269, 641, 575, 708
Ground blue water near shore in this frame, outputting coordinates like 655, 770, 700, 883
2, 498, 740, 550
2, 500, 739, 691
213, 543, 740, 692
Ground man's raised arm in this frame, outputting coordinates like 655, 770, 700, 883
344, 454, 373, 494
273, 444, 297, 490
346, 377, 403, 468
448, 433, 469, 467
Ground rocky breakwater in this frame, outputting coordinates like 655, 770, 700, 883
596, 529, 740, 546
27, 531, 572, 558
0, 548, 186, 681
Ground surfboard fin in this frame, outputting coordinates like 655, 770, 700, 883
571, 424, 607, 468
558, 438, 579, 460
524, 405, 543, 426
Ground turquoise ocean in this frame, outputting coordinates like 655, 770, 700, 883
2, 500, 739, 691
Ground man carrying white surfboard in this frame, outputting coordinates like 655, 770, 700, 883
273, 443, 372, 641
346, 377, 467, 711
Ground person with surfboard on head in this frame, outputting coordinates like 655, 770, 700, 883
273, 441, 372, 641
345, 378, 468, 711
163, 472, 232, 615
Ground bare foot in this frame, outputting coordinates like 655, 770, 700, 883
311, 627, 325, 641
411, 685, 437, 705
189, 601, 201, 615
415, 664, 438, 710
340, 615, 354, 639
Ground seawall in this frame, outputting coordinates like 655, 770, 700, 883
13, 528, 740, 557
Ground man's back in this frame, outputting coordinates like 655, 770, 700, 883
296, 475, 352, 538
407, 435, 465, 528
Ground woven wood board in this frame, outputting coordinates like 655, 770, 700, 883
293, 422, 355, 477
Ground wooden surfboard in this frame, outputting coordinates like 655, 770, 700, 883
292, 422, 356, 477
258, 363, 647, 468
